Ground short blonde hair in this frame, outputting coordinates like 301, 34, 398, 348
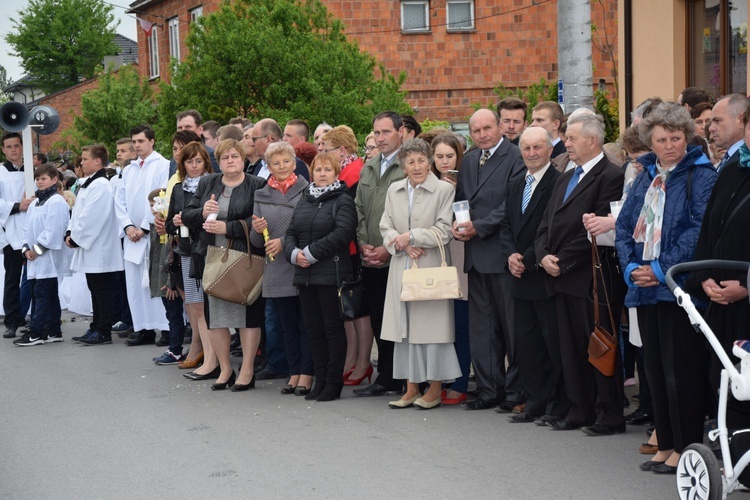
322, 126, 358, 154
310, 152, 342, 176
215, 139, 245, 162
265, 141, 296, 163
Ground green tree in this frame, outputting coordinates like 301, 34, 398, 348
71, 65, 156, 156
0, 65, 11, 105
5, 0, 118, 94
156, 0, 410, 141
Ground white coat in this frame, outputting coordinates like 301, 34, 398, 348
68, 172, 124, 274
23, 194, 70, 279
0, 169, 27, 250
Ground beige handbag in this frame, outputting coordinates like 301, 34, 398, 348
400, 228, 463, 302
203, 219, 264, 305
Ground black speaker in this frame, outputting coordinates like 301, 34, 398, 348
29, 105, 60, 135
0, 102, 29, 133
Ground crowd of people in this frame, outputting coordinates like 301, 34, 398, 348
2, 88, 750, 476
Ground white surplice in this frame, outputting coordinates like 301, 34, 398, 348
0, 169, 27, 250
114, 152, 170, 331
23, 194, 70, 279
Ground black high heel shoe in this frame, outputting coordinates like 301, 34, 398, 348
294, 385, 311, 396
316, 384, 343, 402
231, 374, 256, 392
211, 370, 236, 391
305, 381, 326, 401
184, 366, 221, 381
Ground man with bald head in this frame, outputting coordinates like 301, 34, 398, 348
708, 94, 748, 172
453, 108, 525, 410
249, 118, 309, 180
500, 127, 566, 424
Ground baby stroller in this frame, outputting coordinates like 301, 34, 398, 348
666, 260, 750, 500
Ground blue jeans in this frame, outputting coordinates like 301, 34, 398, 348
274, 296, 313, 376
264, 299, 288, 374
162, 295, 185, 355
450, 299, 471, 393
28, 278, 61, 337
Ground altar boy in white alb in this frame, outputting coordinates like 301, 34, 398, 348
115, 125, 169, 345
15, 164, 70, 346
65, 144, 124, 345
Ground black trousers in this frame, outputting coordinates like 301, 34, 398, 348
468, 270, 507, 403
3, 247, 24, 328
86, 272, 118, 337
362, 266, 402, 391
638, 302, 707, 453
514, 296, 569, 417
298, 285, 346, 386
556, 293, 624, 427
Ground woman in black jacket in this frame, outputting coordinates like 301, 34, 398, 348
284, 152, 357, 401
182, 139, 266, 392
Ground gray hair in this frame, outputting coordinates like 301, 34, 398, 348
718, 93, 750, 120
567, 113, 605, 146
398, 138, 432, 164
264, 140, 296, 163
519, 127, 553, 147
638, 102, 695, 147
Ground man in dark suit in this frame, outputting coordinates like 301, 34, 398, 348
535, 113, 625, 436
453, 108, 525, 410
248, 118, 310, 181
708, 93, 747, 173
500, 127, 567, 424
531, 101, 566, 158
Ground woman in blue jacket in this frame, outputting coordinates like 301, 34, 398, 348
616, 102, 717, 474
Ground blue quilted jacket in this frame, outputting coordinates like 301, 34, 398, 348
615, 146, 717, 307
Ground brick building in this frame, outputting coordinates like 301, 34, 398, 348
128, 0, 618, 124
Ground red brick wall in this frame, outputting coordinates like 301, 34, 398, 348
37, 78, 102, 153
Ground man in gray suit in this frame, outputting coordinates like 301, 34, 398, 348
453, 109, 526, 410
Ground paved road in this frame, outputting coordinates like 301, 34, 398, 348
0, 312, 678, 499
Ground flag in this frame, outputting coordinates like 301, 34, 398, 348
138, 18, 154, 37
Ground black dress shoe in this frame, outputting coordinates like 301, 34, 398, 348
547, 418, 581, 431
255, 368, 288, 381
183, 366, 221, 381
651, 463, 678, 474
535, 414, 563, 426
155, 333, 170, 347
508, 412, 539, 423
581, 422, 626, 436
353, 383, 398, 397
639, 460, 665, 472
462, 398, 496, 410
231, 375, 256, 392
125, 331, 156, 346
494, 401, 518, 413
211, 370, 236, 391
3, 327, 17, 339
294, 386, 311, 396
625, 408, 654, 425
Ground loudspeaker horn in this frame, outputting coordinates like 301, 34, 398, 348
29, 105, 60, 135
0, 102, 30, 133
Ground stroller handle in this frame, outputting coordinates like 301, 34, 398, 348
665, 260, 750, 293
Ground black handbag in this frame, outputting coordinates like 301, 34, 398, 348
334, 255, 368, 320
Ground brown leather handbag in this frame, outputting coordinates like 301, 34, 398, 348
587, 238, 618, 377
203, 219, 264, 305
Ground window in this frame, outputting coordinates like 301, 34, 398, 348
401, 1, 429, 33
168, 17, 180, 61
148, 26, 159, 79
447, 0, 475, 31
688, 0, 747, 98
190, 6, 203, 22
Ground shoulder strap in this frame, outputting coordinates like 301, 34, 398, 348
591, 238, 617, 339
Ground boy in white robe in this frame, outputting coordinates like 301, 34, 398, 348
65, 144, 124, 345
15, 164, 69, 346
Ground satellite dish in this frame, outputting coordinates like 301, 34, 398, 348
29, 105, 60, 135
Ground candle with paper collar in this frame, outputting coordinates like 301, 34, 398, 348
262, 228, 274, 261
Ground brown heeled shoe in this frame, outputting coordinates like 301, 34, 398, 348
178, 351, 204, 369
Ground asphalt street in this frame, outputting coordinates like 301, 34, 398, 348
0, 311, 678, 499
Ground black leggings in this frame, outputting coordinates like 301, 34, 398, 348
298, 285, 346, 386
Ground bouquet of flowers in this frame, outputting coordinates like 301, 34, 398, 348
151, 190, 169, 244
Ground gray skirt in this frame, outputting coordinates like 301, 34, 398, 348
181, 255, 203, 304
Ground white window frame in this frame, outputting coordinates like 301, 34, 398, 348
401, 1, 430, 33
446, 0, 475, 31
168, 17, 180, 61
190, 6, 203, 22
148, 26, 159, 79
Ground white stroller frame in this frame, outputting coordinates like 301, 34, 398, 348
666, 260, 750, 500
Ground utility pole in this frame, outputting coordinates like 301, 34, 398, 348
558, 0, 594, 112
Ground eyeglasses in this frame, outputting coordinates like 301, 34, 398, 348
251, 135, 268, 143
324, 147, 341, 153
365, 145, 377, 151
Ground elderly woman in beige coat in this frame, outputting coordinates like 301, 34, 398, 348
379, 138, 462, 410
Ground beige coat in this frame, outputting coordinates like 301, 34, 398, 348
379, 173, 455, 344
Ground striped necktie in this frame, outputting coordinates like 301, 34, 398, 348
479, 150, 491, 168
717, 152, 730, 172
521, 174, 534, 214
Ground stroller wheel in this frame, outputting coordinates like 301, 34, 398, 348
676, 444, 723, 500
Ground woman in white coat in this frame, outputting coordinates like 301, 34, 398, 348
380, 138, 461, 410
65, 144, 124, 344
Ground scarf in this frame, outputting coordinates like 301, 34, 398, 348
341, 154, 359, 170
633, 162, 671, 260
739, 144, 750, 168
267, 174, 298, 195
182, 175, 201, 193
308, 180, 341, 198
35, 185, 58, 207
